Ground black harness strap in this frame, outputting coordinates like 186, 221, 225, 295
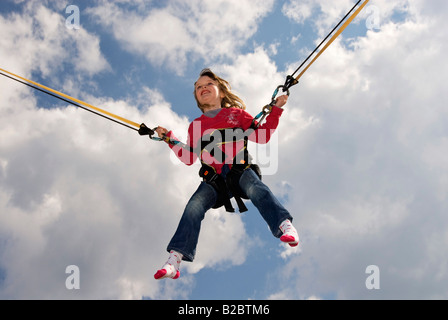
198, 127, 261, 213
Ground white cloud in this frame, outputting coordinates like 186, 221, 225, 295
189, 211, 250, 274
3, 0, 448, 300
282, 0, 411, 35
0, 78, 254, 298
0, 1, 109, 80
216, 46, 285, 114
0, 3, 250, 299
265, 0, 448, 299
87, 0, 274, 74
282, 0, 315, 25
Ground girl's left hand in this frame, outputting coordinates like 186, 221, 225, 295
275, 95, 288, 108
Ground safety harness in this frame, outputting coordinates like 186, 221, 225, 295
197, 127, 262, 213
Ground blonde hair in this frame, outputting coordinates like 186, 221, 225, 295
194, 68, 246, 113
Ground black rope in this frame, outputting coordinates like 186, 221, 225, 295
0, 71, 139, 132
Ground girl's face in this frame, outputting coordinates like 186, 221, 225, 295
195, 76, 224, 109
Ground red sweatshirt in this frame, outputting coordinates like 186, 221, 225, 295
167, 106, 283, 174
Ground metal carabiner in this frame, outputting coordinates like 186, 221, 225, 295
149, 127, 161, 141
270, 85, 290, 106
271, 85, 290, 100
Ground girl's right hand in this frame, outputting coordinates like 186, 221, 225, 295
155, 126, 169, 138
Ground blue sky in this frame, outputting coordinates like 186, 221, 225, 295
1, 0, 448, 300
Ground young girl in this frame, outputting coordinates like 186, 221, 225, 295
153, 69, 299, 280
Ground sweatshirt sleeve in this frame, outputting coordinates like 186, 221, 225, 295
241, 106, 284, 144
166, 123, 198, 166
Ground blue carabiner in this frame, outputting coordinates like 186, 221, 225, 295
271, 85, 290, 105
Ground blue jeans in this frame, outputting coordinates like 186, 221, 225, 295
167, 168, 293, 262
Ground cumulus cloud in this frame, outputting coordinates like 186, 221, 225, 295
0, 83, 250, 298
0, 2, 249, 299
0, 1, 109, 80
2, 0, 448, 300
86, 0, 274, 75
282, 0, 412, 37
266, 0, 448, 299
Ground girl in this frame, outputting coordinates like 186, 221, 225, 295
154, 69, 299, 280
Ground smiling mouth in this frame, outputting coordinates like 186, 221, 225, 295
201, 90, 211, 96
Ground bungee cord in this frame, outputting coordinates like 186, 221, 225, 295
0, 68, 139, 132
288, 0, 364, 85
0, 67, 141, 131
253, 0, 370, 128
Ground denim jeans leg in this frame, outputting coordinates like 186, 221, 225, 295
239, 168, 293, 238
167, 182, 218, 262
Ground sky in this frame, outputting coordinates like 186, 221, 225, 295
1, 0, 448, 300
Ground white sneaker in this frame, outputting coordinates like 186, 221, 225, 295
154, 251, 182, 280
279, 219, 299, 247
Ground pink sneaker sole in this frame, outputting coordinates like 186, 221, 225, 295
280, 234, 299, 247
154, 269, 180, 280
